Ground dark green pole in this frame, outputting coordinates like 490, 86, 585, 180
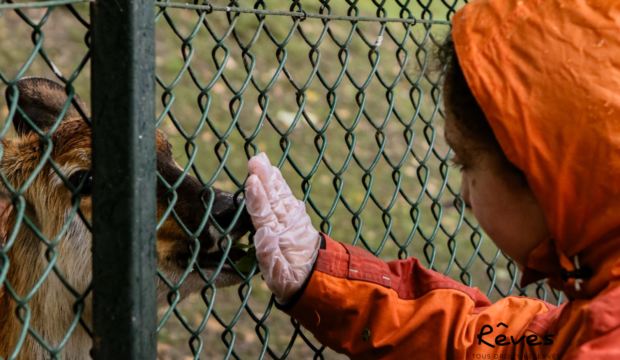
90, 0, 157, 358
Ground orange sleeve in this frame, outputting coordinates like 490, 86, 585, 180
283, 235, 558, 359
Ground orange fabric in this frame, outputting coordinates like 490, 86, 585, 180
284, 1, 620, 358
452, 0, 620, 299
288, 236, 556, 359
452, 0, 620, 355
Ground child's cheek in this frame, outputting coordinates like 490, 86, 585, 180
467, 172, 507, 245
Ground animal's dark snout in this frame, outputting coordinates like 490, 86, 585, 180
156, 149, 253, 246
210, 189, 254, 235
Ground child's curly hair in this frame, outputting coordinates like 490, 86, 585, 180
438, 35, 527, 186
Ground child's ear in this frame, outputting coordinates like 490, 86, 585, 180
4, 77, 89, 137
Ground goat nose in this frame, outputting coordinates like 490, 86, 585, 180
210, 194, 254, 233
234, 196, 254, 232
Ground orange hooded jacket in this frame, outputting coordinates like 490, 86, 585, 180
279, 0, 620, 359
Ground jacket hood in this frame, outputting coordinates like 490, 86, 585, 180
452, 0, 620, 299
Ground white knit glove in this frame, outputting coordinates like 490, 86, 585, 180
244, 153, 321, 304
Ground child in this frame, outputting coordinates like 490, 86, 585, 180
244, 0, 620, 358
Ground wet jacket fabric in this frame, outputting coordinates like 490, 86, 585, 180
280, 0, 620, 359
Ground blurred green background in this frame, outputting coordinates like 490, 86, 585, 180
0, 1, 561, 359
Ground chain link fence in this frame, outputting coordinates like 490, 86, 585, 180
0, 0, 564, 359
0, 1, 92, 359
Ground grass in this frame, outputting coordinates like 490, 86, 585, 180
0, 1, 562, 359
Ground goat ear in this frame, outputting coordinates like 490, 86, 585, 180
4, 77, 89, 137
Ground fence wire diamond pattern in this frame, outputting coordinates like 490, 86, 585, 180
0, 0, 564, 359
0, 1, 91, 359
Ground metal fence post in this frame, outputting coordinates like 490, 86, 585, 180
90, 0, 157, 358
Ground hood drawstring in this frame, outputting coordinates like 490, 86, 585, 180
560, 255, 593, 291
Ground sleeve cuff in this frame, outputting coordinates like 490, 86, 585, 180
274, 233, 326, 312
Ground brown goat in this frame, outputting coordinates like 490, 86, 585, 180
0, 78, 253, 359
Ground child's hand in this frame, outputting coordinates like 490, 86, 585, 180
244, 153, 321, 304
